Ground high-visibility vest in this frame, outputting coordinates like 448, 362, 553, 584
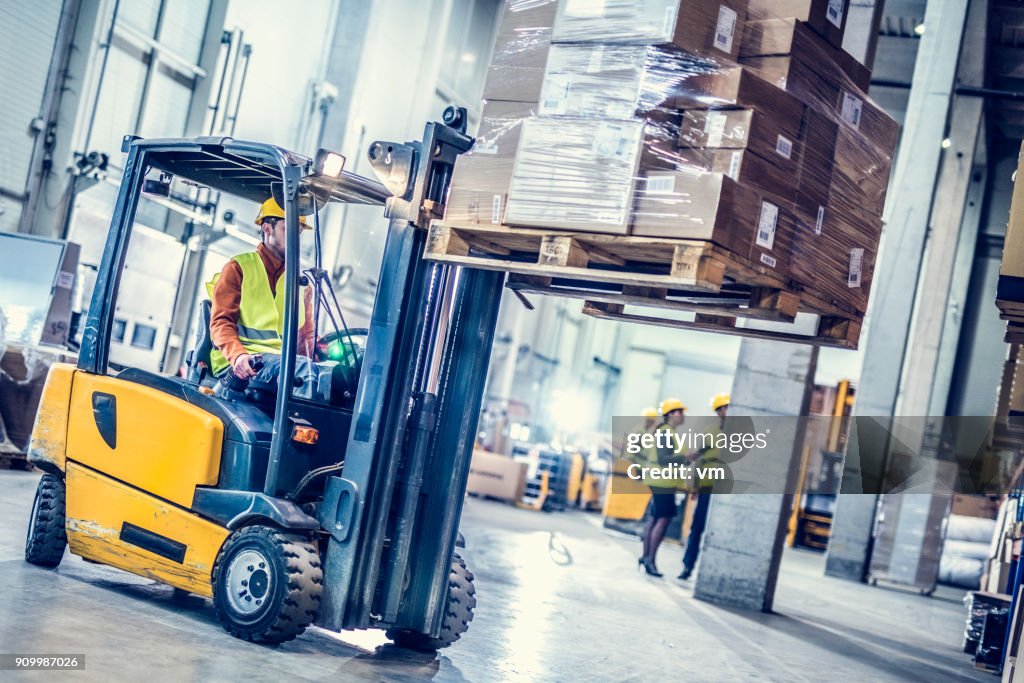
643, 422, 686, 490
693, 423, 723, 491
206, 251, 306, 376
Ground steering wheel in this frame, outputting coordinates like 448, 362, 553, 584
315, 328, 368, 366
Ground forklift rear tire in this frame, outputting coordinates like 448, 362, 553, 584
24, 474, 67, 568
386, 553, 476, 651
212, 525, 323, 644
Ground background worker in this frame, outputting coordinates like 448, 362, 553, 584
678, 392, 729, 581
209, 198, 316, 397
639, 398, 687, 577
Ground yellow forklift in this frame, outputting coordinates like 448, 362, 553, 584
23, 109, 505, 649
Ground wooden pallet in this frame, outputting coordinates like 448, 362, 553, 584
426, 221, 785, 293
581, 301, 863, 349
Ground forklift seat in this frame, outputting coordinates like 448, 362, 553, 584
185, 300, 215, 385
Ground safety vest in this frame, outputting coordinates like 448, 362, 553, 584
693, 423, 723, 491
643, 422, 687, 490
205, 251, 306, 376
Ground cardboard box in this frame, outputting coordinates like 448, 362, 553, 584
792, 203, 878, 313
740, 23, 900, 154
631, 170, 793, 275
796, 107, 837, 216
671, 66, 805, 138
747, 0, 848, 50
952, 494, 1001, 520
830, 125, 892, 216
1001, 146, 1024, 299
538, 44, 679, 119
678, 108, 802, 178
483, 0, 559, 102
467, 450, 528, 502
506, 117, 676, 234
676, 147, 798, 201
553, 0, 750, 61
445, 102, 535, 224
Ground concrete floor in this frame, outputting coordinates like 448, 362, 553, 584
0, 470, 988, 682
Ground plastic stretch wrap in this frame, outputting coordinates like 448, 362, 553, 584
454, 0, 899, 314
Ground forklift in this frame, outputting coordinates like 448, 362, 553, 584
23, 107, 506, 649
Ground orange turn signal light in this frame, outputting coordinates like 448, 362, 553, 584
292, 425, 319, 445
198, 386, 215, 395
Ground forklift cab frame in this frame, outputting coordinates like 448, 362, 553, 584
26, 111, 506, 648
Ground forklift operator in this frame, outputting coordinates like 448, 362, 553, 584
208, 197, 316, 397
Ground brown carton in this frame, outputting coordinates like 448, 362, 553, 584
445, 102, 535, 225
676, 147, 797, 202
553, 0, 750, 62
505, 117, 677, 234
678, 108, 802, 178
999, 145, 1024, 301
484, 0, 559, 102
632, 170, 793, 275
747, 0, 848, 50
671, 66, 805, 137
792, 201, 878, 313
467, 450, 528, 503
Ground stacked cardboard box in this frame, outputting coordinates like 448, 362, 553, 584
738, 10, 898, 313
447, 0, 900, 316
997, 143, 1024, 337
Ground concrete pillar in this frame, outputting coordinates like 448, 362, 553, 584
825, 0, 973, 582
693, 332, 817, 612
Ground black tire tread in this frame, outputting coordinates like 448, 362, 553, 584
386, 553, 476, 650
212, 525, 323, 644
24, 474, 67, 568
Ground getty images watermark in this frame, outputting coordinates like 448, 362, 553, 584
622, 424, 770, 485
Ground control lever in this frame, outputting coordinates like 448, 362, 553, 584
220, 354, 265, 393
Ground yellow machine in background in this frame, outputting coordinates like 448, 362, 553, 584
602, 457, 651, 526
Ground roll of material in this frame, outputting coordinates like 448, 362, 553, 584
946, 514, 997, 544
939, 556, 984, 590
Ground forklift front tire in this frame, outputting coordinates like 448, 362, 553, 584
25, 474, 68, 568
212, 525, 323, 644
387, 553, 476, 651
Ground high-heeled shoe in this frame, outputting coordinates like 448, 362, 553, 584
640, 557, 663, 577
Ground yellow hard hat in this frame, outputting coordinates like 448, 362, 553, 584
659, 398, 686, 416
254, 198, 311, 229
711, 393, 731, 411
641, 407, 658, 419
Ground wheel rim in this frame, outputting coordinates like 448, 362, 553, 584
225, 549, 273, 617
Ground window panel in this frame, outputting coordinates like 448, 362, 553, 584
139, 63, 193, 139
158, 0, 210, 62
87, 45, 148, 158
117, 0, 161, 37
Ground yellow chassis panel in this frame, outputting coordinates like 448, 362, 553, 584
27, 363, 76, 472
65, 463, 229, 597
66, 373, 223, 508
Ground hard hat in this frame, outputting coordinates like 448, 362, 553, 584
641, 407, 658, 419
659, 398, 686, 416
254, 198, 311, 229
711, 393, 731, 411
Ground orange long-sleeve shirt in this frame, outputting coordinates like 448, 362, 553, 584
210, 243, 315, 366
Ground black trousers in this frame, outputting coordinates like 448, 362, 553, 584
683, 492, 711, 571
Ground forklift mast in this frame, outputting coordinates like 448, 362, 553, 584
315, 109, 506, 635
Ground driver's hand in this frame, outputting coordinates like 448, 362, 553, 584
232, 353, 257, 380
